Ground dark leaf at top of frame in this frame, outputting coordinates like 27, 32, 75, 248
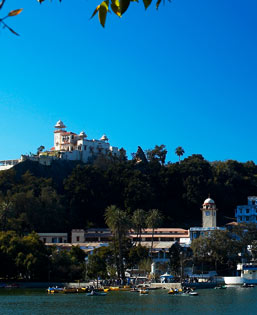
120, 0, 130, 15
98, 0, 109, 27
156, 0, 161, 10
143, 0, 152, 10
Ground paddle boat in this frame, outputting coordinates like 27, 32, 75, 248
47, 286, 64, 294
214, 285, 227, 289
181, 287, 199, 296
86, 290, 107, 296
139, 288, 149, 295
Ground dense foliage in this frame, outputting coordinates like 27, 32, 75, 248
1, 149, 257, 234
0, 231, 86, 281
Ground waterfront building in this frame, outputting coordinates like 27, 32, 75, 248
71, 228, 190, 262
223, 262, 257, 285
190, 197, 225, 241
235, 196, 257, 224
38, 232, 68, 244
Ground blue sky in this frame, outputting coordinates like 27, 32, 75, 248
1, 0, 257, 163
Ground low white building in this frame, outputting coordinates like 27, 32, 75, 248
37, 232, 68, 243
235, 196, 257, 224
0, 159, 20, 171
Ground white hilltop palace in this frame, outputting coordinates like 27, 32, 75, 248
0, 120, 120, 171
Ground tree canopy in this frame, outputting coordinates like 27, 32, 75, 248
1, 152, 257, 233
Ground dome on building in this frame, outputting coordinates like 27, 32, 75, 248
79, 131, 87, 138
54, 120, 66, 129
100, 134, 108, 141
203, 198, 215, 205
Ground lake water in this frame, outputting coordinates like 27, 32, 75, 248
0, 287, 256, 314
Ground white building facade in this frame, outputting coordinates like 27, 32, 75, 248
43, 120, 120, 163
0, 120, 120, 171
235, 196, 257, 224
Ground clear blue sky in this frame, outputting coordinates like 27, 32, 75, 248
1, 0, 257, 163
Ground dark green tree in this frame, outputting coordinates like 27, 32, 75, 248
175, 146, 185, 164
132, 209, 146, 245
146, 145, 167, 165
146, 209, 163, 259
105, 205, 131, 280
168, 242, 182, 276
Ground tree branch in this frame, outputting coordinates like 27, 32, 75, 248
0, 0, 6, 10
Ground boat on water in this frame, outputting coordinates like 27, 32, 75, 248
86, 291, 107, 296
109, 286, 120, 291
242, 283, 255, 288
214, 285, 227, 289
168, 288, 182, 295
139, 288, 149, 295
130, 287, 139, 292
47, 287, 64, 294
47, 287, 88, 294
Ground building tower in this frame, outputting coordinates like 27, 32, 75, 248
201, 197, 217, 228
54, 120, 66, 151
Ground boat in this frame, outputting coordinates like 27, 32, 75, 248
103, 288, 110, 292
139, 288, 149, 295
242, 283, 255, 288
130, 287, 139, 292
76, 287, 88, 293
109, 286, 120, 291
62, 288, 78, 294
214, 285, 226, 289
47, 287, 64, 294
86, 290, 107, 296
119, 288, 131, 291
168, 287, 182, 295
181, 287, 199, 296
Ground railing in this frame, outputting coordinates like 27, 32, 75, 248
0, 159, 19, 166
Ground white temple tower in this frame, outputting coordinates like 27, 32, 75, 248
201, 197, 217, 228
54, 120, 66, 151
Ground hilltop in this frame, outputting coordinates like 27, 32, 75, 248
0, 152, 257, 234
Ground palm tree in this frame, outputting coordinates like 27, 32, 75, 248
132, 209, 146, 245
0, 200, 13, 231
105, 205, 130, 280
175, 146, 185, 164
146, 209, 163, 260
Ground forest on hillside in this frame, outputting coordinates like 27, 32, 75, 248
0, 146, 257, 235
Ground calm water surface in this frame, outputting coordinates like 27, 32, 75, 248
0, 287, 256, 314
